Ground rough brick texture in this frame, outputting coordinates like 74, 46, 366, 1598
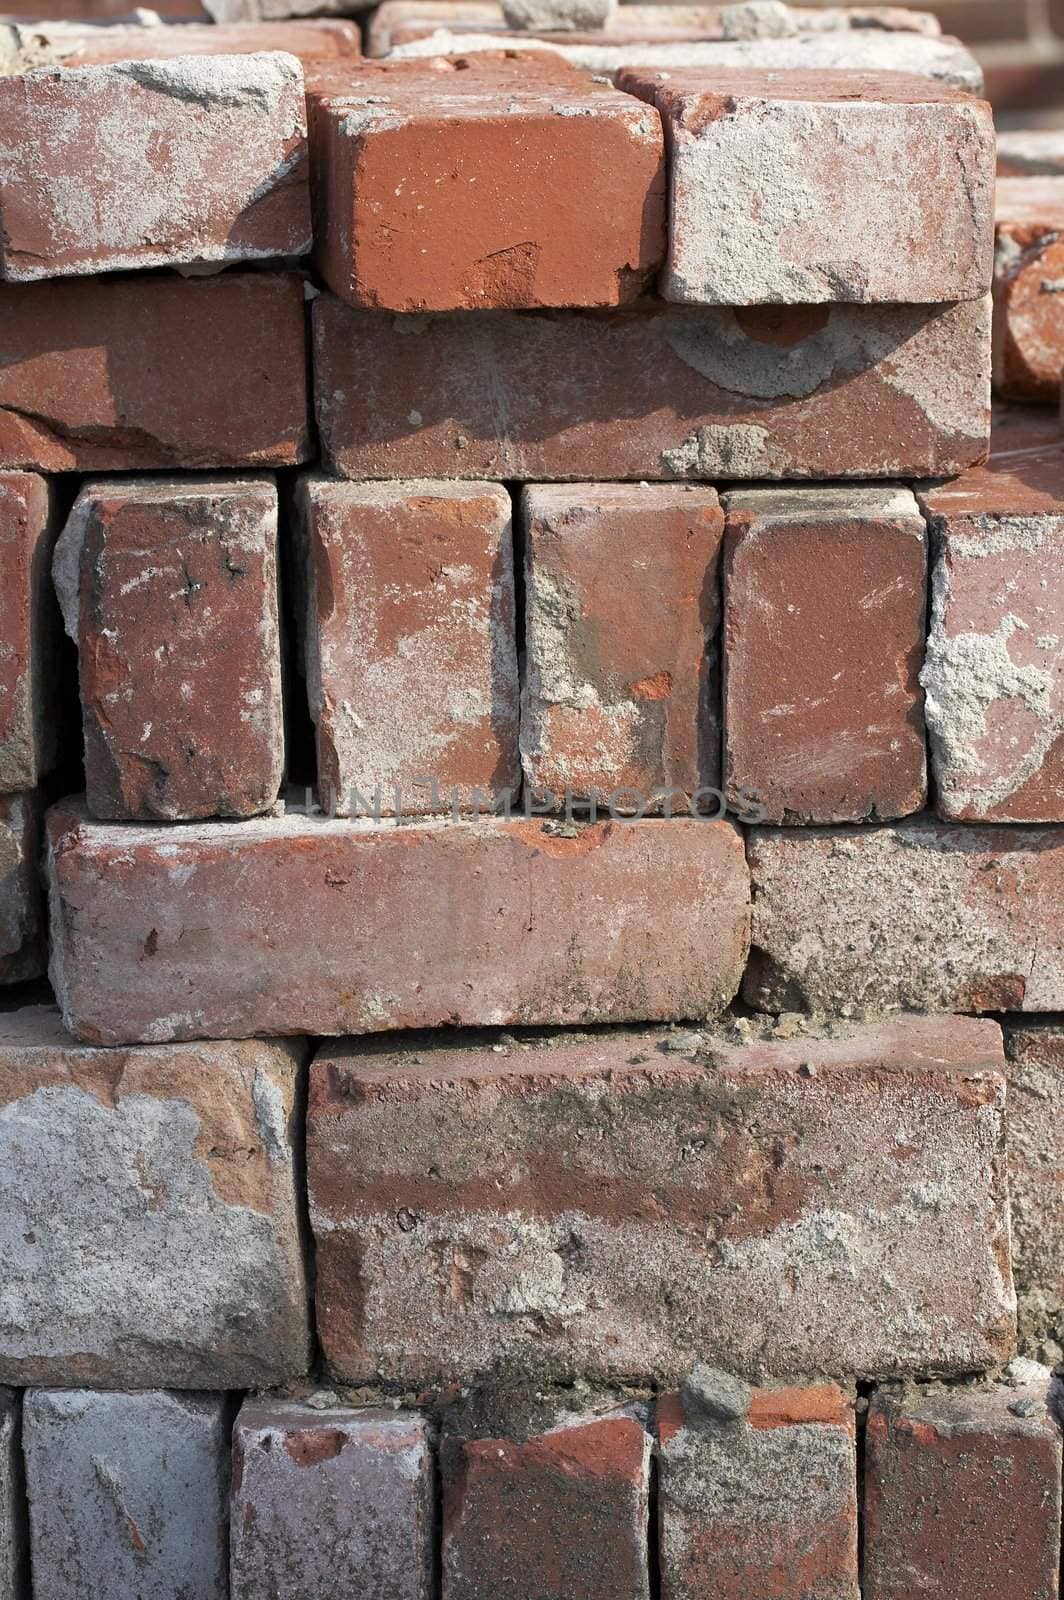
0, 272, 309, 471
621, 69, 993, 305
722, 485, 927, 823
918, 450, 1064, 822
997, 130, 1064, 177
0, 1007, 311, 1387
0, 53, 311, 281
657, 1384, 859, 1600
0, 471, 57, 793
294, 477, 519, 817
46, 806, 750, 1043
993, 177, 1064, 402
0, 790, 43, 985
307, 1015, 1012, 1386
55, 477, 285, 822
231, 1400, 434, 1600
0, 1389, 25, 1600
864, 1380, 1064, 1600
745, 819, 1064, 1013
521, 483, 723, 810
442, 1405, 651, 1600
23, 1389, 229, 1600
309, 62, 666, 310
314, 294, 990, 481
29, 18, 362, 67
1004, 1021, 1064, 1351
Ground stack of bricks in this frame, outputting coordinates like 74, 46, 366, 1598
1, 4, 1063, 1598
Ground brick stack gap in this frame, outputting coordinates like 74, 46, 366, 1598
0, 7, 1062, 1600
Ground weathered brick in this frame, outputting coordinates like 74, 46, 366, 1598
294, 477, 518, 817
0, 791, 43, 986
0, 1006, 311, 1387
744, 819, 1064, 1013
55, 477, 285, 822
0, 272, 309, 471
1004, 1021, 1064, 1353
24, 1389, 229, 1600
864, 1378, 1063, 1600
621, 69, 993, 306
0, 1390, 26, 1600
442, 1404, 650, 1600
49, 18, 363, 66
231, 1400, 434, 1600
723, 485, 927, 824
388, 28, 983, 89
918, 451, 1064, 822
307, 1015, 1012, 1385
309, 62, 665, 310
314, 294, 990, 481
46, 806, 750, 1043
0, 472, 57, 793
657, 1382, 859, 1600
0, 54, 310, 282
992, 177, 1064, 402
521, 483, 723, 810
998, 129, 1064, 177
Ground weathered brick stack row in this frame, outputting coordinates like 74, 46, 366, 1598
0, 7, 1062, 1597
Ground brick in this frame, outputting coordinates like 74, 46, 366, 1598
309, 64, 665, 310
864, 1380, 1063, 1600
46, 806, 750, 1043
55, 477, 285, 822
622, 69, 992, 306
0, 55, 310, 282
388, 29, 984, 89
902, 0, 1027, 42
521, 483, 723, 810
745, 819, 1064, 1013
294, 477, 518, 817
0, 472, 57, 793
0, 272, 309, 472
1004, 1022, 1064, 1352
0, 1006, 311, 1386
992, 177, 1064, 401
307, 1014, 1012, 1385
722, 486, 926, 824
49, 18, 363, 66
998, 129, 1064, 177
657, 1383, 858, 1600
24, 1389, 229, 1600
0, 1390, 26, 1600
0, 791, 43, 986
314, 294, 990, 481
917, 451, 1064, 822
231, 1400, 434, 1600
442, 1405, 650, 1600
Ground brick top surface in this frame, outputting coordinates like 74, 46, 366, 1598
723, 484, 922, 520
620, 65, 984, 104
995, 175, 1064, 228
918, 442, 1064, 520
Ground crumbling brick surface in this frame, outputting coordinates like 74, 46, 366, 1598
0, 471, 57, 794
1004, 1021, 1064, 1353
993, 177, 1064, 402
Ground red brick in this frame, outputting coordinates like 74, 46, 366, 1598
0, 473, 57, 793
923, 0, 1029, 43
0, 272, 309, 472
723, 486, 927, 824
231, 1401, 434, 1600
54, 477, 285, 822
521, 483, 723, 811
313, 294, 990, 481
0, 54, 311, 281
46, 807, 750, 1043
442, 1406, 650, 1600
308, 61, 666, 310
917, 449, 1064, 822
307, 1015, 1012, 1386
55, 19, 363, 66
294, 477, 518, 817
864, 1380, 1063, 1600
745, 819, 1064, 1013
657, 1383, 858, 1600
1004, 1022, 1064, 1352
621, 68, 993, 306
994, 177, 1064, 402
997, 129, 1064, 177
0, 790, 43, 985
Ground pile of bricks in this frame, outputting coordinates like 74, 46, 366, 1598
1, 2, 1063, 1596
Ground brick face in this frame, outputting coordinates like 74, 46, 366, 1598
1004, 1021, 1064, 1351
0, 471, 57, 794
993, 178, 1064, 403
0, 790, 44, 986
